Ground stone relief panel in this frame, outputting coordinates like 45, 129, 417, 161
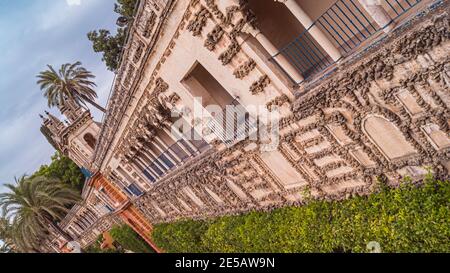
363, 115, 417, 161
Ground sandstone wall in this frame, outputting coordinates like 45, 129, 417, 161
132, 2, 449, 224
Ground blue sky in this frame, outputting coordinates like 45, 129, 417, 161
0, 0, 119, 189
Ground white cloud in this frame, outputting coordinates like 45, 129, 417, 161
66, 0, 82, 6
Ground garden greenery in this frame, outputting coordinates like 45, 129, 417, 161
110, 225, 155, 253
152, 174, 449, 253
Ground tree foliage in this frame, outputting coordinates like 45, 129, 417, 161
109, 224, 155, 253
152, 175, 450, 253
0, 217, 14, 253
36, 61, 105, 112
32, 152, 85, 192
87, 0, 139, 71
0, 176, 81, 252
115, 0, 139, 18
1, 153, 84, 252
87, 29, 126, 72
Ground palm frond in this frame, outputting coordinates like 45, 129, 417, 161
36, 61, 104, 112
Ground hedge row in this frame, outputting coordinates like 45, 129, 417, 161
152, 175, 450, 253
110, 225, 155, 253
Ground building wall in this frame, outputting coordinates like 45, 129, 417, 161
43, 0, 449, 252
86, 0, 449, 227
67, 119, 101, 169
123, 0, 449, 224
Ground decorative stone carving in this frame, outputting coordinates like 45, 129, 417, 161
233, 59, 256, 79
250, 75, 271, 95
90, 1, 450, 227
363, 116, 416, 160
187, 6, 211, 36
165, 93, 181, 107
266, 95, 291, 111
204, 25, 224, 51
133, 40, 145, 64
218, 40, 240, 65
142, 11, 157, 38
154, 77, 169, 95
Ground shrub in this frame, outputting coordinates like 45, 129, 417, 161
110, 225, 155, 253
152, 176, 450, 253
151, 220, 209, 253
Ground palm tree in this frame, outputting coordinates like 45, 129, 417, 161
0, 217, 14, 253
0, 175, 81, 252
37, 61, 106, 113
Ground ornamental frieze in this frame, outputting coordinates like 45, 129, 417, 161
187, 6, 210, 36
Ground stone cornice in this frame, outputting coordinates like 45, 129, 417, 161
93, 0, 176, 170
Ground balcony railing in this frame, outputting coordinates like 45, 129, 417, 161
207, 99, 258, 147
273, 0, 423, 82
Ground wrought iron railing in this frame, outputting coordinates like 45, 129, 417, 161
273, 0, 423, 82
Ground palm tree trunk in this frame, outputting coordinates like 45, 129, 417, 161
80, 94, 106, 113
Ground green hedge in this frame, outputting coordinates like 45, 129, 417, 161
152, 175, 450, 253
110, 225, 155, 253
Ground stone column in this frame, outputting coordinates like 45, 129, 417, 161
154, 136, 182, 164
70, 226, 81, 237
276, 0, 342, 61
75, 221, 85, 231
85, 211, 93, 225
77, 218, 88, 230
133, 157, 159, 179
242, 24, 304, 83
84, 212, 94, 226
166, 127, 200, 156
136, 155, 161, 178
87, 208, 98, 223
163, 127, 194, 157
143, 145, 171, 170
71, 224, 83, 235
358, 0, 395, 33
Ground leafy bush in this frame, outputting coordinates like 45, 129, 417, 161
151, 220, 209, 253
110, 225, 155, 253
152, 175, 450, 253
31, 152, 85, 192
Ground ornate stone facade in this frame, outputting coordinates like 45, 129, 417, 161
41, 0, 450, 249
93, 1, 450, 223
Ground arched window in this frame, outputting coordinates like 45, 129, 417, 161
83, 133, 96, 150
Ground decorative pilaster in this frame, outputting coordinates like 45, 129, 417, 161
242, 24, 304, 83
